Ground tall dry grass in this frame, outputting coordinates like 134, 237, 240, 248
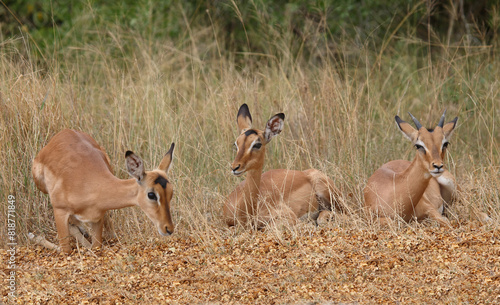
0, 7, 498, 249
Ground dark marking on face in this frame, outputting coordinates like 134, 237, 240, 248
244, 129, 258, 137
154, 175, 168, 189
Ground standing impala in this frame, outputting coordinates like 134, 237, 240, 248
224, 104, 344, 227
32, 129, 175, 253
364, 110, 457, 226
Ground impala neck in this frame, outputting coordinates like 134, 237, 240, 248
399, 156, 432, 203
97, 177, 140, 211
240, 162, 264, 219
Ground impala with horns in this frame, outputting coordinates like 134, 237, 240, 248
32, 129, 175, 253
224, 104, 344, 227
364, 110, 458, 226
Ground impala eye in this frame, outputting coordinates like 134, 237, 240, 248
415, 144, 425, 153
253, 143, 262, 150
147, 192, 157, 201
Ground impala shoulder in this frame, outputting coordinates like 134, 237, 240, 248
368, 166, 398, 181
261, 168, 287, 177
303, 168, 329, 178
380, 160, 411, 173
261, 169, 305, 180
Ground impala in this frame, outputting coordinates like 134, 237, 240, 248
224, 104, 344, 227
364, 110, 458, 226
32, 129, 175, 253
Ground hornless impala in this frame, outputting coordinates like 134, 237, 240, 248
32, 129, 175, 253
364, 110, 458, 226
223, 104, 344, 227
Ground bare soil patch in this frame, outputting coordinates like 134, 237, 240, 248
2, 222, 499, 304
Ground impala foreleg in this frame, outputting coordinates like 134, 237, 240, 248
90, 218, 104, 249
365, 205, 396, 227
475, 212, 492, 223
299, 210, 320, 222
306, 169, 345, 212
268, 209, 298, 229
54, 208, 72, 253
417, 180, 451, 227
103, 213, 117, 239
377, 217, 393, 227
427, 209, 451, 227
317, 210, 333, 225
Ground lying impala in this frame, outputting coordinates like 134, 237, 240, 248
364, 110, 458, 226
32, 129, 175, 253
224, 104, 344, 227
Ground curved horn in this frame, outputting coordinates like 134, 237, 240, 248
438, 109, 447, 128
408, 112, 422, 130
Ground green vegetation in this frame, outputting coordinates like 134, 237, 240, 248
3, 0, 499, 61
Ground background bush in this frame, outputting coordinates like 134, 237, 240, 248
2, 0, 499, 61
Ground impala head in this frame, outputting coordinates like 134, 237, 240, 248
395, 110, 457, 178
125, 143, 175, 236
231, 104, 285, 176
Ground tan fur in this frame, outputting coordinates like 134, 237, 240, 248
364, 113, 458, 226
32, 129, 175, 253
224, 104, 343, 227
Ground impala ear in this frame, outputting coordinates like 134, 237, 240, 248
125, 151, 145, 182
443, 117, 458, 140
264, 113, 285, 143
158, 143, 175, 174
237, 104, 252, 133
395, 115, 418, 142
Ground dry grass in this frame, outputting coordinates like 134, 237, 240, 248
0, 10, 499, 302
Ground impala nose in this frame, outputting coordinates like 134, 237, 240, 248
232, 165, 241, 172
432, 163, 443, 170
163, 225, 173, 236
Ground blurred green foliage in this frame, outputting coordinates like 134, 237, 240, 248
0, 0, 498, 62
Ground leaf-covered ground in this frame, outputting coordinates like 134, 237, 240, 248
2, 222, 499, 304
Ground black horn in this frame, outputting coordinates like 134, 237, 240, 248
438, 109, 447, 128
408, 112, 422, 130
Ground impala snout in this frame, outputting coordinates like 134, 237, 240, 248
432, 163, 443, 170
159, 224, 174, 236
231, 164, 245, 176
430, 161, 444, 176
143, 199, 175, 238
